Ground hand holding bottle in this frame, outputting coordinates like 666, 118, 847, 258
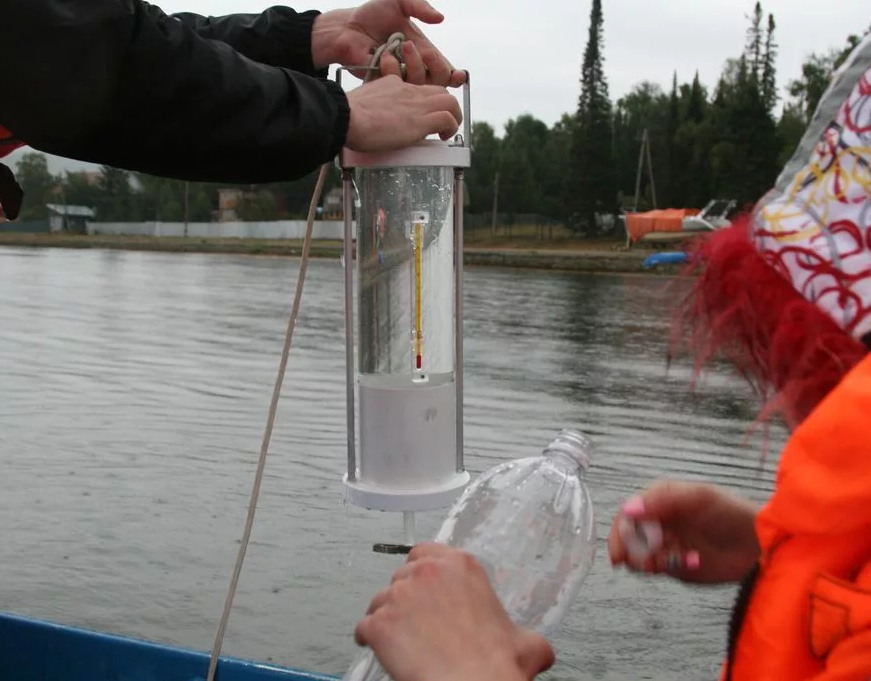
607, 480, 761, 584
354, 543, 554, 681
342, 429, 597, 681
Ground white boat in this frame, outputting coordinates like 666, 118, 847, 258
621, 199, 739, 247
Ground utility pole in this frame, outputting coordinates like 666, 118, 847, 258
632, 129, 657, 212
183, 181, 190, 237
645, 130, 657, 208
59, 176, 68, 232
490, 171, 499, 236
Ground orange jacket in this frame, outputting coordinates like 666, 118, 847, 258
721, 352, 871, 680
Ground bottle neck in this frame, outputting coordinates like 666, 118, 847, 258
542, 428, 593, 474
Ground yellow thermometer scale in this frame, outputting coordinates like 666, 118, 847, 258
411, 210, 429, 371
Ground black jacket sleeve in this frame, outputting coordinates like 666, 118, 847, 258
162, 3, 327, 76
0, 0, 349, 184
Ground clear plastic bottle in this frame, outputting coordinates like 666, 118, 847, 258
343, 428, 597, 681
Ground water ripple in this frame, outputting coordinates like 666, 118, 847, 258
0, 248, 781, 680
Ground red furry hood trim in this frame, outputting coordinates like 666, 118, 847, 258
671, 216, 868, 429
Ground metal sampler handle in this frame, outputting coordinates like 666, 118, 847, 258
335, 66, 473, 148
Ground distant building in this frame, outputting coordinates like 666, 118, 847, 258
217, 188, 242, 222
216, 187, 259, 222
322, 187, 343, 219
46, 203, 96, 234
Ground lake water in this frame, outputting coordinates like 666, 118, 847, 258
0, 247, 784, 680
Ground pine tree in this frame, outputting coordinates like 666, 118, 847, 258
761, 13, 778, 111
566, 0, 614, 234
708, 53, 780, 204
665, 72, 680, 206
745, 2, 764, 81
686, 72, 706, 123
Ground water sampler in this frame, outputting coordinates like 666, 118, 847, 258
337, 70, 473, 551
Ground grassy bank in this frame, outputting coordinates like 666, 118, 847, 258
0, 232, 680, 275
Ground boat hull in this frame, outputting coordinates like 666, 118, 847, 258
0, 611, 338, 681
641, 251, 688, 269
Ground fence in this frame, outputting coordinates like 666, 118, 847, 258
86, 220, 345, 240
464, 212, 623, 241
0, 219, 50, 234
88, 217, 575, 243
68, 214, 625, 242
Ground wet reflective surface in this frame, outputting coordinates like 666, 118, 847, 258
356, 166, 455, 376
0, 248, 783, 680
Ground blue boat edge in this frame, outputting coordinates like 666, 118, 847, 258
641, 251, 689, 269
0, 610, 339, 681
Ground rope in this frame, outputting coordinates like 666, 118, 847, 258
204, 33, 407, 681
367, 33, 406, 83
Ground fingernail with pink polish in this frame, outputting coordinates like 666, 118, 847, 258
685, 550, 701, 570
621, 496, 645, 517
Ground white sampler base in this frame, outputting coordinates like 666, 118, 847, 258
343, 471, 470, 512
344, 374, 470, 512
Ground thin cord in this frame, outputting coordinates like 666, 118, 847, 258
204, 34, 407, 681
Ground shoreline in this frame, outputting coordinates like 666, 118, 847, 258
0, 233, 681, 275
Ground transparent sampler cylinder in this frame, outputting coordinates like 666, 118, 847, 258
355, 166, 457, 491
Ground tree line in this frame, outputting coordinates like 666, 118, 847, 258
12, 1, 868, 235
13, 154, 325, 224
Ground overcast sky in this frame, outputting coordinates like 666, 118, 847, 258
8, 0, 867, 174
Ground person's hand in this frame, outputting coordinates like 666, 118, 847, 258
345, 75, 461, 152
608, 479, 760, 584
311, 0, 465, 87
354, 543, 554, 681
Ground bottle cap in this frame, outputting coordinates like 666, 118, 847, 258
619, 517, 663, 562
